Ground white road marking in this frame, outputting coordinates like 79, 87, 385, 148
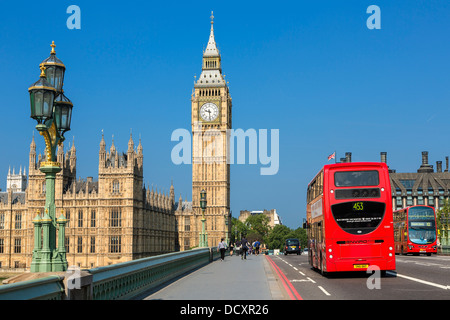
307, 277, 316, 284
387, 271, 448, 290
318, 286, 331, 296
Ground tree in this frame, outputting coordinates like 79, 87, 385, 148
437, 199, 450, 246
266, 225, 291, 251
265, 225, 307, 251
245, 214, 270, 241
230, 217, 248, 243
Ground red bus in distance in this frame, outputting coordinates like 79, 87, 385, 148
393, 206, 438, 256
306, 162, 396, 275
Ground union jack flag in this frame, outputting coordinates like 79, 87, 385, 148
327, 152, 336, 161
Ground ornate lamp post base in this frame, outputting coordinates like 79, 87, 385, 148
199, 217, 208, 247
37, 163, 68, 272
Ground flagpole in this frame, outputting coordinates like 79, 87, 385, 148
334, 150, 337, 164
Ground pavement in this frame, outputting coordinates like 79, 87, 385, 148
139, 251, 289, 300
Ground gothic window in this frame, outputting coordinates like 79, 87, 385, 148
0, 238, 4, 253
90, 236, 96, 253
78, 210, 83, 228
14, 213, 22, 229
91, 210, 96, 228
110, 208, 122, 227
0, 213, 4, 229
184, 217, 190, 231
66, 210, 71, 228
184, 238, 190, 251
109, 236, 122, 253
14, 238, 21, 254
77, 236, 83, 253
112, 180, 120, 193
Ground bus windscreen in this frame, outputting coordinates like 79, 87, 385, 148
408, 206, 436, 244
331, 201, 385, 235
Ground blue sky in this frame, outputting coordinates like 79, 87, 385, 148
1, 0, 449, 229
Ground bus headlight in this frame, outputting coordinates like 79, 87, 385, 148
389, 247, 393, 251
329, 255, 333, 259
389, 253, 392, 257
328, 248, 332, 253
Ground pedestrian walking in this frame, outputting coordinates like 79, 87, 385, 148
229, 242, 234, 256
235, 240, 241, 257
254, 239, 261, 256
218, 238, 227, 261
241, 237, 249, 260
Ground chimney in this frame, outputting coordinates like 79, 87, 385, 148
422, 151, 428, 165
345, 152, 352, 163
418, 151, 434, 173
437, 161, 442, 173
380, 152, 387, 164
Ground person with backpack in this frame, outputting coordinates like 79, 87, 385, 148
254, 239, 261, 256
241, 237, 249, 260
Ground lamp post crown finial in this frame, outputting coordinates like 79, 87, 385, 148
50, 41, 56, 54
39, 65, 46, 78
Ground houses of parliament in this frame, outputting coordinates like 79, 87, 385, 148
0, 12, 232, 270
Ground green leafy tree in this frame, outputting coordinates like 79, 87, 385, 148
245, 214, 270, 242
230, 217, 249, 243
266, 225, 292, 250
437, 199, 450, 246
265, 225, 307, 251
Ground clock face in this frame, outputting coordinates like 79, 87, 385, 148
200, 102, 219, 122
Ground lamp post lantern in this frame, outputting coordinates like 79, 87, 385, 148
29, 41, 71, 272
199, 189, 207, 247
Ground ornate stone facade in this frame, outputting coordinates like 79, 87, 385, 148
0, 134, 181, 269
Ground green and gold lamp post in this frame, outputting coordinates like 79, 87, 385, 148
199, 189, 208, 247
29, 42, 72, 272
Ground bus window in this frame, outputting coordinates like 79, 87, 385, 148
334, 171, 379, 187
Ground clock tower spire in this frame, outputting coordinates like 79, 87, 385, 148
191, 12, 232, 247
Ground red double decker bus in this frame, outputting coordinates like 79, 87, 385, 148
306, 162, 396, 274
393, 206, 438, 256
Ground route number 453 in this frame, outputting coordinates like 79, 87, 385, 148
353, 202, 364, 211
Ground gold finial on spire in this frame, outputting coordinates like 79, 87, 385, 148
210, 11, 214, 24
50, 41, 56, 54
40, 65, 46, 78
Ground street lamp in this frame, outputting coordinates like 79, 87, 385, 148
224, 211, 229, 245
199, 189, 207, 247
29, 41, 71, 272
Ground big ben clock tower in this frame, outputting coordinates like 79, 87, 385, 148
192, 12, 231, 247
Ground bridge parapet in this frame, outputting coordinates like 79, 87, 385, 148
0, 248, 218, 300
